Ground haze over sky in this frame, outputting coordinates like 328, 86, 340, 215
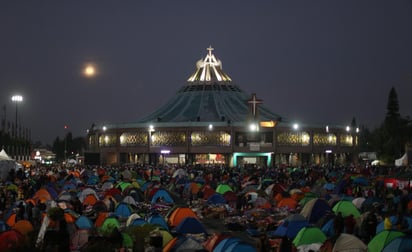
1, 1, 412, 145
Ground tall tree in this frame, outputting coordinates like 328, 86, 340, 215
380, 87, 407, 163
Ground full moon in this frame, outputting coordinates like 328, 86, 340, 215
83, 64, 97, 77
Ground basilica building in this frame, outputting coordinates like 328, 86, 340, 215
85, 48, 359, 167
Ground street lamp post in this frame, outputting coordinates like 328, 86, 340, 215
64, 125, 68, 163
11, 95, 23, 160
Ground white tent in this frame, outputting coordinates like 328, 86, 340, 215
395, 153, 408, 167
0, 149, 15, 181
0, 149, 13, 161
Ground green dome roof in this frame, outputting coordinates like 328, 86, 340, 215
138, 47, 282, 124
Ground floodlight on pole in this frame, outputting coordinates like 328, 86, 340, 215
11, 95, 23, 160
11, 95, 23, 138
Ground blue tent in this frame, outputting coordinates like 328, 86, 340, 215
130, 218, 147, 226
87, 175, 99, 185
353, 176, 368, 186
141, 181, 153, 191
114, 202, 133, 218
207, 193, 227, 205
383, 235, 412, 252
300, 198, 332, 224
224, 241, 257, 252
213, 237, 242, 252
151, 188, 174, 204
62, 182, 77, 191
148, 213, 168, 230
362, 197, 383, 209
321, 218, 337, 237
376, 216, 412, 233
75, 215, 94, 229
273, 214, 309, 239
175, 217, 208, 235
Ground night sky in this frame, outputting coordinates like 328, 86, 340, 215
1, 1, 412, 145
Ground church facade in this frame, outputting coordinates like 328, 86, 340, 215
85, 48, 359, 167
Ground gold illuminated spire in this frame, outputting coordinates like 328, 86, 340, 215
187, 47, 232, 83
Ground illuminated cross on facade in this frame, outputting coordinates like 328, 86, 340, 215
248, 93, 263, 118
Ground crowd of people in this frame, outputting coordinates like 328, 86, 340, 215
0, 162, 411, 251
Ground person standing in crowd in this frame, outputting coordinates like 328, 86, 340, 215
17, 201, 25, 221
344, 214, 356, 234
333, 212, 344, 236
364, 211, 377, 243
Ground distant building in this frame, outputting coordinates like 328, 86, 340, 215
31, 148, 56, 165
86, 47, 359, 167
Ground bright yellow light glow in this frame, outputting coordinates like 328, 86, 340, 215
260, 121, 277, 128
83, 63, 98, 78
84, 65, 95, 77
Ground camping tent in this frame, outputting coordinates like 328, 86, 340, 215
0, 149, 15, 181
395, 153, 408, 167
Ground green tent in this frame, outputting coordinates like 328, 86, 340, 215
116, 181, 132, 191
292, 227, 327, 247
122, 232, 134, 248
332, 200, 360, 218
100, 217, 121, 234
216, 184, 233, 194
299, 193, 318, 207
368, 230, 404, 252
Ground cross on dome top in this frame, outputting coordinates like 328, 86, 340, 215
207, 46, 214, 56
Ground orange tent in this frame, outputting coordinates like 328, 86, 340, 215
202, 185, 215, 200
70, 171, 80, 178
95, 212, 110, 228
189, 182, 201, 195
83, 194, 98, 206
12, 220, 33, 236
168, 207, 198, 227
64, 212, 77, 223
6, 213, 16, 227
33, 188, 53, 202
274, 192, 283, 203
163, 237, 178, 252
277, 197, 298, 210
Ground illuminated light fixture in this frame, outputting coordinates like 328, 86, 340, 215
249, 123, 259, 132
120, 135, 125, 144
325, 150, 332, 153
102, 126, 107, 131
325, 125, 329, 133
302, 134, 309, 142
208, 124, 213, 130
346, 126, 350, 132
149, 125, 154, 132
260, 121, 276, 128
104, 136, 109, 143
11, 95, 23, 102
328, 135, 333, 142
161, 150, 170, 154
356, 127, 360, 133
293, 123, 299, 130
